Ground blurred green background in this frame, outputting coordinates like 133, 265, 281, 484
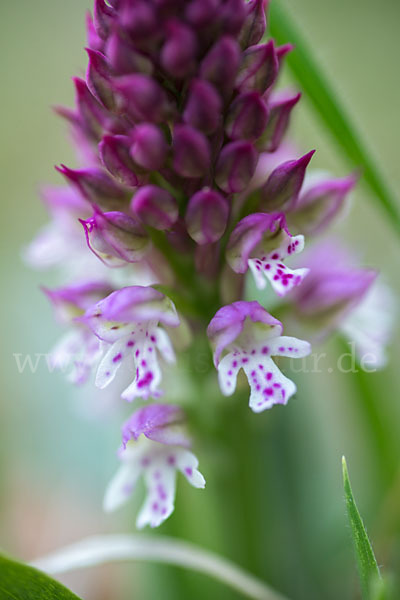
0, 1, 399, 598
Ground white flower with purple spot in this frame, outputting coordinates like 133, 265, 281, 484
226, 212, 309, 296
103, 404, 205, 528
207, 301, 311, 412
82, 286, 180, 401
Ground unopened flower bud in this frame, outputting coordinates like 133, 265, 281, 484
260, 150, 315, 211
56, 165, 127, 209
93, 0, 115, 41
259, 91, 301, 152
86, 48, 116, 111
80, 208, 150, 266
106, 30, 153, 75
226, 92, 269, 141
183, 79, 222, 134
99, 134, 140, 187
161, 20, 197, 79
172, 125, 211, 178
238, 0, 267, 48
200, 36, 241, 97
130, 124, 168, 171
236, 40, 278, 94
215, 141, 258, 193
185, 188, 229, 244
131, 185, 179, 230
114, 74, 169, 122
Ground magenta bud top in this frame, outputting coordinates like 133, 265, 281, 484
131, 185, 179, 230
239, 0, 268, 48
200, 36, 241, 97
260, 91, 301, 152
160, 20, 197, 79
99, 134, 140, 187
236, 40, 278, 94
93, 0, 115, 41
215, 141, 258, 193
130, 124, 168, 171
56, 165, 127, 209
80, 208, 150, 266
183, 79, 222, 134
106, 31, 153, 76
172, 124, 211, 178
114, 74, 169, 123
260, 150, 315, 211
185, 0, 218, 27
185, 188, 229, 244
226, 92, 269, 141
86, 48, 116, 111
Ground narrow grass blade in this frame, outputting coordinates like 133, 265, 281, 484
342, 457, 382, 599
269, 1, 400, 238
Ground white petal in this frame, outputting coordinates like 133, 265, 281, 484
217, 353, 242, 396
175, 449, 206, 489
243, 357, 297, 412
136, 459, 176, 529
103, 462, 142, 513
268, 336, 311, 359
154, 327, 176, 364
95, 336, 133, 389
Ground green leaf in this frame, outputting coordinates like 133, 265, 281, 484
0, 554, 83, 600
342, 457, 382, 599
269, 1, 400, 238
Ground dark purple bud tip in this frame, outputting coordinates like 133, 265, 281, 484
160, 20, 197, 79
239, 0, 268, 48
260, 150, 315, 211
99, 135, 139, 187
215, 141, 258, 193
226, 92, 269, 141
172, 125, 211, 178
56, 165, 126, 207
183, 79, 222, 135
114, 74, 169, 123
86, 48, 116, 111
236, 40, 278, 94
131, 185, 179, 230
185, 188, 229, 244
130, 124, 168, 171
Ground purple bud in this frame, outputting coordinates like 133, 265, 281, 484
200, 36, 241, 97
289, 173, 357, 235
160, 20, 197, 79
183, 79, 222, 134
106, 31, 153, 75
72, 77, 107, 141
260, 91, 301, 152
185, 188, 229, 244
236, 40, 278, 94
130, 124, 168, 171
215, 141, 258, 193
185, 0, 218, 26
218, 0, 247, 36
93, 0, 115, 41
86, 12, 103, 52
239, 0, 268, 48
80, 208, 150, 266
260, 150, 315, 210
86, 49, 116, 111
99, 135, 140, 187
131, 185, 179, 230
276, 43, 294, 65
226, 92, 269, 141
56, 165, 127, 208
119, 0, 157, 42
114, 74, 169, 123
172, 125, 211, 178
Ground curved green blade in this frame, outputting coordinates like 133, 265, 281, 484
0, 554, 82, 600
269, 1, 400, 238
342, 457, 382, 599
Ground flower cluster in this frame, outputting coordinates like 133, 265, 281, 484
27, 0, 392, 527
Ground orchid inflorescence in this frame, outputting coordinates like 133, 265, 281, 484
27, 0, 393, 529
